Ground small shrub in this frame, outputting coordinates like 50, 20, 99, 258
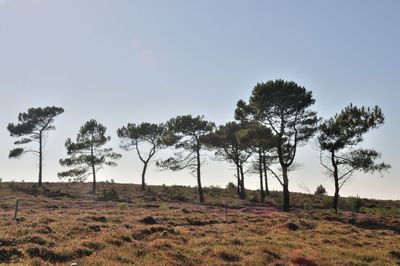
314, 185, 327, 195
108, 239, 122, 247
86, 215, 107, 222
303, 200, 312, 210
82, 241, 105, 251
117, 202, 128, 210
159, 203, 169, 211
287, 222, 299, 231
99, 189, 119, 201
139, 216, 157, 225
204, 185, 223, 197
219, 251, 240, 262
322, 196, 332, 209
225, 182, 237, 195
135, 198, 146, 207
339, 196, 363, 211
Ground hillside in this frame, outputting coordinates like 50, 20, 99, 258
0, 182, 399, 265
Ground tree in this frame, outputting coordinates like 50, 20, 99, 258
246, 124, 277, 202
156, 115, 215, 203
314, 184, 327, 196
7, 106, 64, 186
235, 79, 319, 211
58, 119, 121, 194
203, 121, 254, 199
117, 122, 164, 191
318, 104, 390, 212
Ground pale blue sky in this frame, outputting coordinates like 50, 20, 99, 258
0, 0, 398, 199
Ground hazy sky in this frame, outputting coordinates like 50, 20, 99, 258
0, 0, 399, 199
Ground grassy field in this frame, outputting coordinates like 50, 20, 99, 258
0, 182, 399, 265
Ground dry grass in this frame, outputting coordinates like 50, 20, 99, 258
0, 182, 399, 265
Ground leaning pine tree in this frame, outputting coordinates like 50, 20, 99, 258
7, 106, 64, 186
58, 119, 121, 194
318, 104, 390, 212
117, 122, 164, 191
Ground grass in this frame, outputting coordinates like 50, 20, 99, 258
0, 182, 399, 265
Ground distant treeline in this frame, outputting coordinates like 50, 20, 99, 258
6, 79, 390, 212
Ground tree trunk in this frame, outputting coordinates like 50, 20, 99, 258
236, 165, 241, 197
141, 162, 148, 191
92, 162, 96, 195
90, 142, 96, 195
239, 164, 246, 199
258, 149, 265, 202
263, 154, 270, 196
331, 150, 339, 213
282, 166, 290, 212
333, 179, 339, 213
196, 148, 204, 203
38, 132, 43, 186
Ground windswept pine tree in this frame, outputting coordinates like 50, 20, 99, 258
318, 104, 391, 212
7, 106, 64, 186
117, 122, 165, 191
236, 80, 319, 211
157, 115, 215, 203
58, 119, 121, 194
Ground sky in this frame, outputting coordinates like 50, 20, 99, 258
0, 0, 399, 200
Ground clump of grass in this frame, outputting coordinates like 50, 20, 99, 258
159, 203, 169, 211
117, 202, 128, 210
82, 241, 105, 251
289, 250, 318, 266
218, 250, 240, 262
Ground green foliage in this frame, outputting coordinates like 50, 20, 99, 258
7, 106, 64, 140
338, 196, 363, 212
157, 115, 215, 174
322, 196, 333, 209
235, 79, 319, 166
158, 203, 169, 211
203, 121, 255, 170
99, 188, 119, 201
117, 202, 128, 210
303, 200, 312, 210
360, 205, 400, 217
225, 182, 237, 195
58, 119, 121, 182
269, 191, 283, 207
314, 185, 327, 196
160, 185, 193, 202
